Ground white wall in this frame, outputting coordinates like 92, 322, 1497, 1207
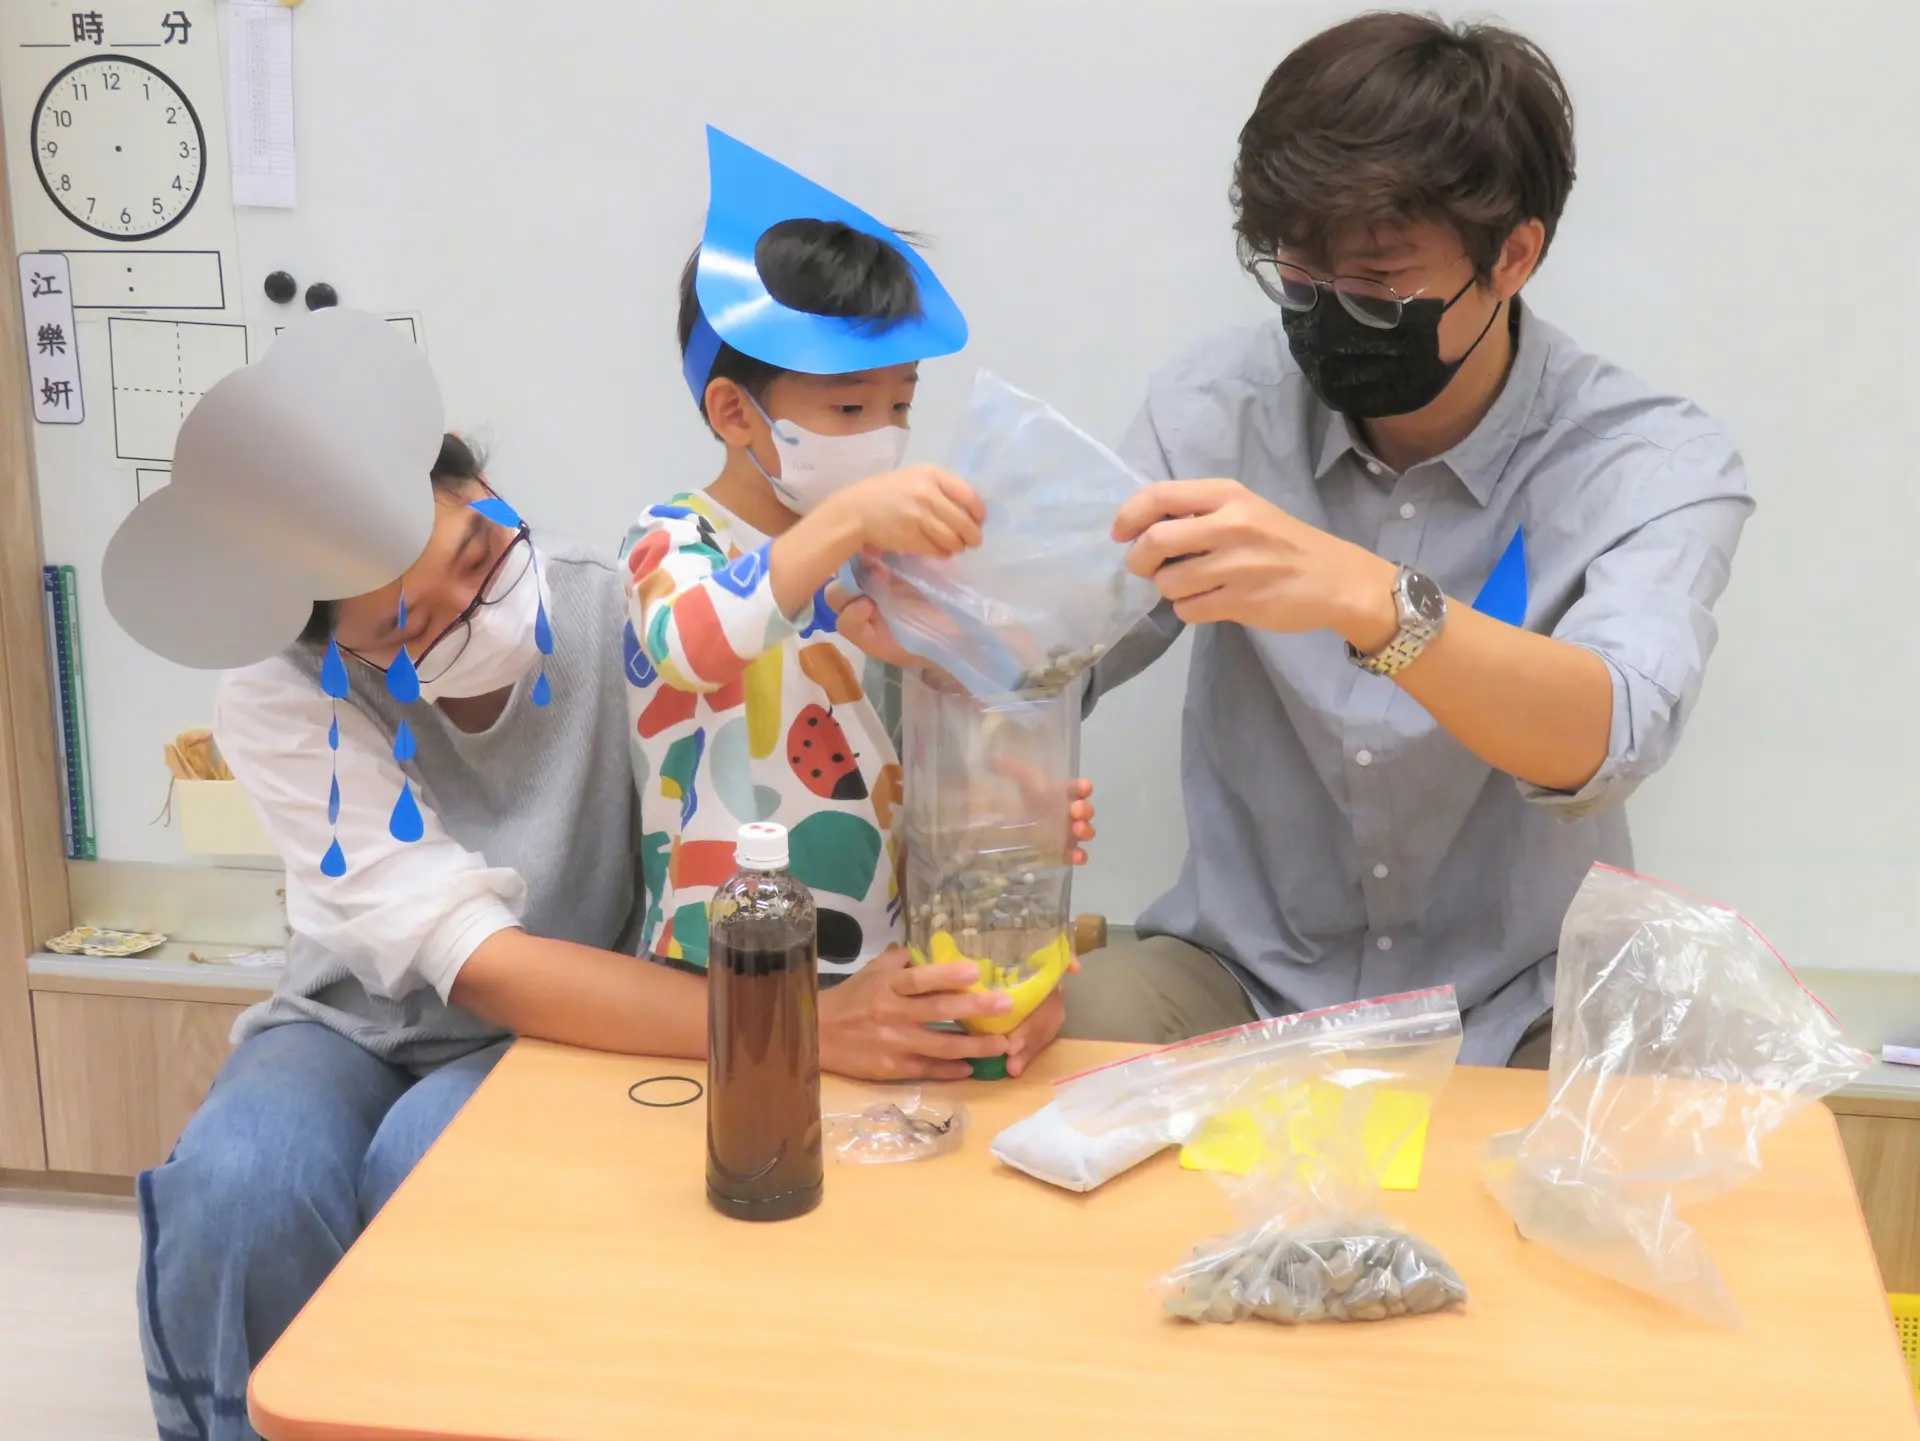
22, 0, 1919, 971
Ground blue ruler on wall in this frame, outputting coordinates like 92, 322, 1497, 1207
41, 564, 96, 860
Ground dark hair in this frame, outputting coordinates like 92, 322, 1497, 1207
678, 217, 924, 421
1233, 12, 1576, 278
297, 432, 485, 645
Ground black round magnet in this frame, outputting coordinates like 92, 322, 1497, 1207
304, 281, 339, 311
263, 270, 297, 304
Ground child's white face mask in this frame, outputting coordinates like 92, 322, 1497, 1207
746, 394, 908, 515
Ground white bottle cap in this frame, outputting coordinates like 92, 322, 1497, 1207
736, 822, 789, 871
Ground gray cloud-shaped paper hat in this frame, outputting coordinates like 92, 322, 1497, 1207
104, 308, 444, 670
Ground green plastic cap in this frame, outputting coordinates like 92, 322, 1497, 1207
969, 1054, 1009, 1081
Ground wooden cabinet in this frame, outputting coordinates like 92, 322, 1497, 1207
1830, 1098, 1920, 1292
32, 991, 246, 1175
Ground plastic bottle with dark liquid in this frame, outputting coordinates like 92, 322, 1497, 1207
706, 821, 823, 1221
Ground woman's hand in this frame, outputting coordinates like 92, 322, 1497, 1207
818, 946, 1012, 1081
1005, 988, 1069, 1079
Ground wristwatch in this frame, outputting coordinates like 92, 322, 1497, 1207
1348, 565, 1447, 678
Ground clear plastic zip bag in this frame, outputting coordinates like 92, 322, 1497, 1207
1055, 987, 1468, 1324
1482, 865, 1870, 1325
841, 370, 1160, 700
823, 1089, 967, 1164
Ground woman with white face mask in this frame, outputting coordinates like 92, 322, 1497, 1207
106, 314, 720, 1441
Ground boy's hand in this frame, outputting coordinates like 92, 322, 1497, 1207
819, 946, 1012, 1081
989, 755, 1100, 865
830, 589, 920, 669
828, 465, 985, 558
1066, 778, 1097, 865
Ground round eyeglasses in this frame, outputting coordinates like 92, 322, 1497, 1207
347, 518, 532, 685
1241, 242, 1457, 331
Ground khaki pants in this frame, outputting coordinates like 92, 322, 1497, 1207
1064, 934, 1556, 1070
1061, 935, 1258, 1046
1507, 1010, 1553, 1071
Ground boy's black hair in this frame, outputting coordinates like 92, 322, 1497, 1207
678, 218, 924, 423
296, 432, 485, 645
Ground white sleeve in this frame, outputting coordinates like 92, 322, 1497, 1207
214, 657, 527, 1002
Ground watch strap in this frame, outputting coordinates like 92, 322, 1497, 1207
1349, 566, 1441, 678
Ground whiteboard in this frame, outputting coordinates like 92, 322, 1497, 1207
16, 0, 1919, 976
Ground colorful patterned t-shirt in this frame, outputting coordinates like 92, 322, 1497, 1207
621, 491, 903, 975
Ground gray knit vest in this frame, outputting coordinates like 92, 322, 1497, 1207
234, 540, 641, 1069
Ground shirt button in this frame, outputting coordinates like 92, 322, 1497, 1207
1373, 863, 1390, 880
1399, 502, 1416, 520
1355, 749, 1373, 767
1376, 936, 1394, 952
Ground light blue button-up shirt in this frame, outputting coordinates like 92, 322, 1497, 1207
1090, 303, 1754, 1064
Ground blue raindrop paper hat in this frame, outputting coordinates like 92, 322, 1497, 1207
682, 125, 970, 404
103, 309, 553, 878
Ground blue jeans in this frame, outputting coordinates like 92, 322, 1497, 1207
136, 1021, 508, 1441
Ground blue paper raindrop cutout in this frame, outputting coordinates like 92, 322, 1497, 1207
320, 838, 347, 878
531, 671, 552, 708
534, 598, 553, 656
327, 715, 340, 751
389, 780, 425, 842
386, 646, 421, 704
327, 774, 341, 825
470, 496, 523, 529
1470, 527, 1528, 627
393, 719, 417, 762
320, 638, 351, 698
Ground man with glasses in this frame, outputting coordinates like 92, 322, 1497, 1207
1062, 12, 1753, 1066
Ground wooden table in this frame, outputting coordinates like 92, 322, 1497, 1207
250, 1039, 1919, 1440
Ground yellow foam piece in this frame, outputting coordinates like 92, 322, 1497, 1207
910, 930, 1072, 1036
1178, 1082, 1432, 1190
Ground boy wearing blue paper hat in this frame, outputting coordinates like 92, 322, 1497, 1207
620, 128, 1095, 1081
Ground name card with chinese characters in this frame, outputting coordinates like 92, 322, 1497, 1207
19, 251, 84, 423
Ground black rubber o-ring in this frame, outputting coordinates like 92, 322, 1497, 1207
628, 1075, 703, 1108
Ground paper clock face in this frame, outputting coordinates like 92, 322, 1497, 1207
30, 55, 207, 242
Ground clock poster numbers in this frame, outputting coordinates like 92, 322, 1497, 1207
31, 53, 208, 242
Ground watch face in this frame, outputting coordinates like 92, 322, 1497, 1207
1402, 569, 1446, 624
31, 56, 207, 242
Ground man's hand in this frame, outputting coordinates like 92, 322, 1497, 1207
1114, 479, 1398, 649
819, 946, 1011, 1081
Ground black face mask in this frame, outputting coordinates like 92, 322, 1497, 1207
1281, 276, 1502, 419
